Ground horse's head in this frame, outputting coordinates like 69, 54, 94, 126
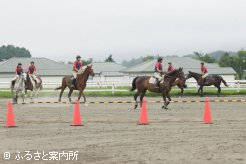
177, 67, 185, 81
185, 71, 192, 80
85, 64, 95, 77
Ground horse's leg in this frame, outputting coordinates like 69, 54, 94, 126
216, 85, 221, 97
35, 86, 41, 97
197, 86, 201, 94
80, 91, 88, 106
167, 92, 171, 107
22, 89, 25, 103
68, 89, 73, 103
139, 90, 146, 108
30, 90, 34, 101
200, 86, 204, 97
134, 91, 140, 109
15, 91, 19, 104
162, 92, 168, 110
180, 87, 184, 97
58, 87, 66, 102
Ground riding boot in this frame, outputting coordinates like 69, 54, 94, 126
156, 81, 161, 90
11, 80, 15, 88
71, 79, 76, 88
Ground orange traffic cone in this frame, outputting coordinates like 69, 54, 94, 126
203, 97, 212, 124
138, 97, 148, 125
5, 100, 17, 128
71, 100, 83, 126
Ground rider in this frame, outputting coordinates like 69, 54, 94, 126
27, 61, 38, 87
71, 55, 83, 87
11, 63, 24, 86
201, 62, 208, 84
167, 62, 174, 73
154, 57, 164, 89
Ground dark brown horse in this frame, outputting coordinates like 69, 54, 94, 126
172, 78, 187, 96
131, 68, 185, 109
25, 73, 43, 100
55, 65, 95, 104
185, 71, 228, 97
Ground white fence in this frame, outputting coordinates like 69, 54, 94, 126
1, 80, 246, 94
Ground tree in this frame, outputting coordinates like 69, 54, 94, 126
218, 50, 246, 79
0, 45, 31, 60
82, 58, 93, 65
105, 54, 115, 62
143, 55, 155, 62
193, 52, 216, 63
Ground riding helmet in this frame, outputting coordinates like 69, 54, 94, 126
30, 61, 34, 64
157, 57, 163, 62
168, 62, 172, 64
76, 55, 81, 59
18, 63, 22, 65
200, 62, 204, 65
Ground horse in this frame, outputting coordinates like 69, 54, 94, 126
130, 68, 185, 109
55, 65, 95, 105
185, 71, 228, 97
172, 78, 187, 97
25, 73, 43, 100
11, 73, 27, 104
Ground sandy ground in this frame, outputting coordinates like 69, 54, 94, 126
0, 96, 246, 164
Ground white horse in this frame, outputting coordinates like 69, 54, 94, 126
11, 73, 27, 104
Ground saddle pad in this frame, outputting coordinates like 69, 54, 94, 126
149, 77, 156, 84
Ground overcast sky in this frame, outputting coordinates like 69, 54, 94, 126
0, 0, 245, 63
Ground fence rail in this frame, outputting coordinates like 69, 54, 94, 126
1, 80, 246, 95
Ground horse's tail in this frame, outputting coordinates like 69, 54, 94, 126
40, 84, 43, 90
221, 77, 229, 87
183, 84, 187, 88
55, 86, 62, 90
130, 77, 138, 91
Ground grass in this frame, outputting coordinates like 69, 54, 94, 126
1, 87, 246, 98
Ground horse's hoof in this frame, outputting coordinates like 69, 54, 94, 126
134, 105, 138, 109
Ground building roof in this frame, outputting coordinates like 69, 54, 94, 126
121, 57, 236, 75
0, 57, 71, 76
92, 62, 126, 76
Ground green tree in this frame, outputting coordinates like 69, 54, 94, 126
143, 55, 155, 62
0, 45, 31, 60
218, 50, 246, 79
82, 58, 93, 65
193, 52, 216, 63
105, 54, 115, 62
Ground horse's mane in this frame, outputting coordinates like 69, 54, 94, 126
189, 71, 201, 76
166, 69, 177, 77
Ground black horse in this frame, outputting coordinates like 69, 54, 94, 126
186, 71, 228, 97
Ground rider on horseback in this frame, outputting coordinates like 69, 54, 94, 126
201, 62, 208, 84
154, 57, 164, 89
11, 63, 24, 87
167, 62, 174, 73
71, 55, 83, 88
27, 61, 39, 88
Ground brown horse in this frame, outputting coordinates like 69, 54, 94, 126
25, 73, 43, 100
131, 68, 185, 109
172, 78, 187, 96
55, 65, 95, 104
185, 71, 228, 97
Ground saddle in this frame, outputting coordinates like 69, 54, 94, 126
201, 76, 211, 85
149, 76, 164, 85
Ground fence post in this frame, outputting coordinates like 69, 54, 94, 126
237, 81, 240, 93
112, 84, 115, 95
